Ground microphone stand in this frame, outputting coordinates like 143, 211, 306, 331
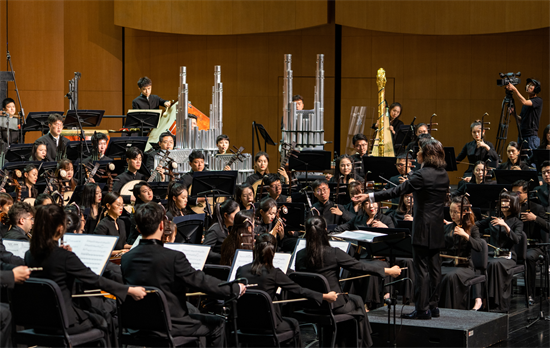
6, 50, 25, 143
67, 72, 89, 186
383, 277, 412, 348
218, 277, 248, 348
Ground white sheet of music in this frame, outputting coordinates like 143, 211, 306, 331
63, 233, 118, 275
289, 239, 350, 270
228, 250, 292, 282
331, 230, 387, 242
131, 235, 142, 249
164, 243, 210, 271
2, 239, 30, 259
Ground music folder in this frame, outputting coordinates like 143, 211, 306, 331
62, 233, 118, 276
228, 249, 292, 282
164, 243, 210, 271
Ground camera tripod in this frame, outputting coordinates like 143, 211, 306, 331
495, 90, 522, 158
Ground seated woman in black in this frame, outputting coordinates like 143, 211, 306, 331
538, 124, 550, 150
126, 181, 155, 244
93, 192, 130, 256
25, 204, 145, 346
245, 151, 270, 186
439, 196, 482, 310
235, 183, 255, 211
389, 192, 413, 226
80, 183, 102, 234
454, 161, 495, 198
254, 197, 297, 252
29, 141, 48, 161
496, 141, 530, 171
474, 191, 523, 312
22, 164, 39, 199
404, 124, 430, 160
295, 216, 401, 348
341, 181, 363, 216
203, 199, 240, 264
456, 121, 499, 178
334, 198, 395, 232
220, 210, 255, 266
236, 233, 337, 346
166, 182, 189, 220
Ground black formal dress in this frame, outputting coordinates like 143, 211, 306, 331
0, 222, 9, 239
131, 94, 167, 110
83, 207, 102, 235
121, 239, 240, 346
476, 216, 522, 312
439, 223, 482, 309
36, 132, 70, 162
372, 165, 449, 313
455, 140, 499, 177
203, 222, 228, 264
295, 246, 385, 348
93, 215, 127, 250
3, 225, 29, 241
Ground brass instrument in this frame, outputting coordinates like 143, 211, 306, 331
371, 68, 395, 157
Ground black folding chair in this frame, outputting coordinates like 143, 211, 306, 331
510, 231, 529, 308
10, 278, 106, 347
289, 272, 359, 348
118, 286, 199, 347
203, 264, 231, 281
468, 239, 489, 311
236, 289, 299, 347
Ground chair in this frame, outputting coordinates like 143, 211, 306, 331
118, 286, 199, 347
236, 289, 299, 347
203, 264, 231, 281
510, 231, 529, 308
467, 239, 489, 310
289, 272, 359, 348
10, 278, 106, 347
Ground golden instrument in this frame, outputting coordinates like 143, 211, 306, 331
371, 68, 395, 157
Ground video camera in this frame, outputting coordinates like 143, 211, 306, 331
497, 72, 521, 87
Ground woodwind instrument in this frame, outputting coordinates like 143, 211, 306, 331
371, 68, 395, 157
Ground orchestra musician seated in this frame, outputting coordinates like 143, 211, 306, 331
0, 263, 30, 347
454, 160, 495, 197
56, 159, 77, 192
534, 160, 549, 206
80, 183, 103, 234
145, 131, 173, 181
0, 193, 14, 237
181, 150, 208, 207
34, 193, 53, 208
310, 179, 355, 226
538, 124, 550, 150
496, 141, 530, 171
236, 233, 338, 346
122, 202, 246, 347
126, 181, 155, 244
4, 202, 34, 241
166, 182, 190, 220
131, 76, 171, 110
22, 164, 39, 199
295, 216, 401, 348
216, 134, 230, 155
112, 147, 146, 201
83, 132, 112, 164
29, 141, 48, 161
93, 192, 131, 256
351, 133, 369, 178
341, 181, 363, 216
334, 198, 395, 232
35, 113, 70, 162
254, 198, 299, 252
385, 155, 415, 212
204, 200, 240, 264
263, 174, 291, 203
235, 184, 255, 211
456, 121, 499, 178
330, 155, 362, 189
245, 151, 270, 186
220, 210, 255, 266
404, 124, 429, 159
389, 193, 414, 226
1, 97, 20, 144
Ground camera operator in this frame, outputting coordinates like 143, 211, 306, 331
506, 78, 543, 150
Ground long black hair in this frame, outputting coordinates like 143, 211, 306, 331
167, 182, 187, 217
251, 233, 277, 275
256, 197, 277, 221
304, 216, 330, 268
334, 154, 357, 184
81, 182, 99, 210
220, 209, 255, 266
30, 204, 66, 259
539, 124, 550, 149
212, 199, 240, 229
65, 204, 82, 234
235, 183, 254, 209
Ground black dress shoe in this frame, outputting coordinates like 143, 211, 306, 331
430, 307, 440, 317
528, 296, 535, 306
401, 310, 431, 320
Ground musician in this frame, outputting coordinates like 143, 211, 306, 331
293, 94, 304, 110
26, 204, 146, 346
254, 197, 283, 238
236, 233, 338, 345
144, 131, 173, 180
0, 262, 30, 347
475, 191, 522, 312
1, 97, 19, 144
351, 133, 369, 178
342, 181, 363, 215
4, 202, 34, 241
220, 210, 255, 266
511, 180, 549, 306
507, 79, 543, 150
356, 138, 450, 319
204, 200, 240, 264
454, 161, 495, 197
263, 174, 291, 203
84, 132, 112, 163
80, 183, 102, 234
385, 155, 415, 210
538, 124, 550, 150
126, 181, 154, 244
310, 179, 355, 226
23, 164, 39, 199
121, 202, 245, 347
29, 141, 48, 161
181, 150, 208, 207
534, 160, 549, 206
456, 121, 499, 177
330, 155, 362, 190
34, 193, 53, 207
334, 199, 394, 231
296, 216, 401, 347
35, 113, 70, 162
235, 184, 255, 211
216, 134, 230, 155
390, 193, 414, 226
245, 151, 269, 186
56, 159, 77, 192
112, 147, 146, 199
439, 196, 482, 310
0, 193, 13, 238
371, 102, 403, 136
496, 141, 530, 171
93, 192, 131, 256
166, 182, 189, 220
404, 124, 429, 159
131, 76, 171, 110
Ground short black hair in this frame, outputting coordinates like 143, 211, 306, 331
264, 174, 280, 186
8, 202, 34, 226
47, 113, 64, 125
102, 192, 121, 207
126, 146, 143, 160
512, 179, 529, 193
35, 193, 53, 207
133, 181, 151, 200
352, 133, 368, 146
159, 131, 175, 144
0, 193, 13, 207
312, 178, 329, 191
189, 150, 205, 162
2, 98, 15, 109
541, 160, 550, 170
292, 95, 303, 102
187, 113, 198, 120
216, 134, 230, 144
135, 202, 165, 237
92, 132, 108, 143
137, 76, 152, 88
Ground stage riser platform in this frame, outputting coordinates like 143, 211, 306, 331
369, 305, 508, 347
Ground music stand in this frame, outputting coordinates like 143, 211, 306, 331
149, 182, 170, 202
5, 144, 33, 162
394, 125, 413, 155
191, 171, 238, 198
444, 147, 457, 172
124, 110, 162, 136
64, 110, 105, 128
66, 140, 92, 161
23, 111, 63, 135
174, 214, 205, 244
530, 150, 550, 172
105, 136, 148, 159
494, 170, 539, 190
252, 122, 277, 155
357, 227, 411, 262
466, 183, 511, 212
278, 202, 306, 232
363, 156, 399, 183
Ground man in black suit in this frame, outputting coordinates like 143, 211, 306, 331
144, 131, 173, 181
35, 113, 69, 162
355, 138, 450, 319
351, 133, 369, 179
309, 178, 355, 226
112, 147, 147, 200
3, 202, 34, 241
121, 203, 246, 346
131, 76, 171, 110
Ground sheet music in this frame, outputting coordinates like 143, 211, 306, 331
131, 235, 142, 250
2, 239, 30, 259
164, 243, 210, 271
228, 250, 292, 282
289, 239, 350, 270
331, 230, 387, 242
63, 234, 118, 275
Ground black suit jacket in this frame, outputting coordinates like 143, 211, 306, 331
121, 239, 240, 333
3, 226, 29, 241
131, 94, 167, 110
310, 200, 354, 226
373, 166, 450, 249
36, 132, 70, 162
25, 247, 128, 327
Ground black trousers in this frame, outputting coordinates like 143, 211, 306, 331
0, 303, 11, 348
176, 313, 226, 347
526, 247, 544, 298
412, 245, 442, 312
